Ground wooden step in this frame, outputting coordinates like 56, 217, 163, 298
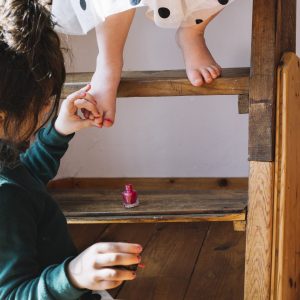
63, 68, 250, 98
49, 178, 248, 224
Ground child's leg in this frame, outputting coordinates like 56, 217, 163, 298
90, 9, 135, 127
176, 11, 222, 87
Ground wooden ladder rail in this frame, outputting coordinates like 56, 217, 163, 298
245, 0, 296, 300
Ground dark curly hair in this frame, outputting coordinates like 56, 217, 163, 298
0, 0, 66, 167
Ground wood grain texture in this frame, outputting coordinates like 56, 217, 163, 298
238, 94, 249, 114
68, 224, 108, 252
248, 0, 296, 161
93, 223, 157, 299
63, 68, 249, 98
67, 223, 246, 300
271, 53, 300, 300
184, 222, 246, 300
244, 162, 275, 300
48, 177, 248, 191
51, 189, 247, 224
233, 221, 247, 232
116, 223, 210, 300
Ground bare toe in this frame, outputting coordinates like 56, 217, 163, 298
207, 66, 219, 79
103, 111, 116, 128
211, 65, 222, 77
200, 68, 213, 84
187, 69, 204, 87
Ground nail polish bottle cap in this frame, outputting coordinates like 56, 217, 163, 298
125, 184, 133, 192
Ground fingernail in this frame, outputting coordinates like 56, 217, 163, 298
137, 245, 143, 251
104, 118, 113, 124
137, 256, 142, 262
80, 92, 86, 97
138, 263, 145, 269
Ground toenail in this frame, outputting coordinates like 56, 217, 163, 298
104, 118, 113, 123
194, 79, 202, 85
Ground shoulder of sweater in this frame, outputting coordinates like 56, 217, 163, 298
0, 175, 46, 220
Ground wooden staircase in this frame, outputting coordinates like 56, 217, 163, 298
50, 1, 299, 299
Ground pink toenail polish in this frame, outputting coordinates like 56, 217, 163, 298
104, 118, 113, 124
122, 184, 139, 208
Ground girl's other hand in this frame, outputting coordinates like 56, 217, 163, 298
67, 242, 143, 291
55, 85, 103, 136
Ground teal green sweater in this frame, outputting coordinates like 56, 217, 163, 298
0, 123, 90, 299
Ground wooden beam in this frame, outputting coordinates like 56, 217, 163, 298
248, 0, 296, 162
233, 220, 247, 232
238, 94, 249, 114
48, 177, 248, 191
271, 53, 300, 299
52, 189, 247, 224
244, 161, 275, 299
63, 68, 249, 98
245, 1, 296, 299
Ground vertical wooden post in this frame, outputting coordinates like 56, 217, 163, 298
245, 0, 296, 299
272, 53, 300, 300
248, 0, 296, 162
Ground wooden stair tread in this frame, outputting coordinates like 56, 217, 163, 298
51, 187, 248, 224
63, 68, 250, 98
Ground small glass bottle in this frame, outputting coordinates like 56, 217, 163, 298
122, 184, 139, 208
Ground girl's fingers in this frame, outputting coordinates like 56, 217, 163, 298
85, 93, 104, 124
84, 92, 97, 105
94, 242, 143, 254
94, 253, 141, 268
74, 99, 101, 118
78, 119, 99, 129
94, 268, 136, 281
80, 83, 91, 93
94, 280, 123, 291
65, 85, 92, 106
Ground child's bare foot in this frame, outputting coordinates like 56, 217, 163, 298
90, 59, 122, 128
176, 25, 221, 87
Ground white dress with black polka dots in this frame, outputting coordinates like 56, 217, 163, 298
52, 0, 235, 34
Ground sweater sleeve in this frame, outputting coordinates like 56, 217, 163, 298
20, 121, 75, 185
0, 185, 85, 300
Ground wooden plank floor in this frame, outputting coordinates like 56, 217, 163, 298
69, 222, 245, 300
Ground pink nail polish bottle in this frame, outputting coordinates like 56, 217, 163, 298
122, 184, 139, 208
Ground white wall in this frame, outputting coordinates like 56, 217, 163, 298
56, 0, 299, 178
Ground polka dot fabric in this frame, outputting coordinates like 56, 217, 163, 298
52, 0, 235, 34
143, 0, 235, 28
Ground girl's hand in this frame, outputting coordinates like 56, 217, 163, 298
55, 85, 103, 136
67, 242, 142, 291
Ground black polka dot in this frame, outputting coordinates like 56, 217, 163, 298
80, 0, 86, 10
195, 19, 203, 24
158, 7, 171, 19
218, 0, 229, 5
130, 0, 141, 5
